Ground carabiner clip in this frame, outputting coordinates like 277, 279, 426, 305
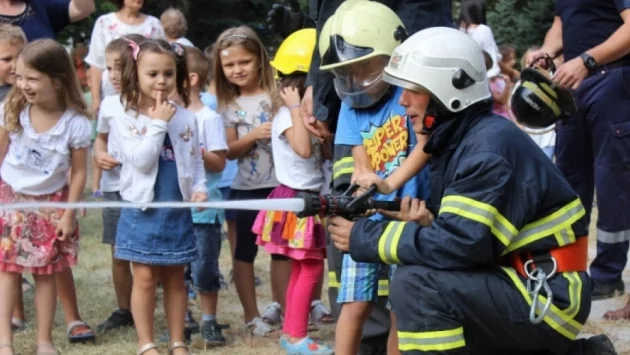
527, 268, 554, 324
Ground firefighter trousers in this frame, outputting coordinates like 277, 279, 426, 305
555, 67, 630, 283
389, 264, 593, 354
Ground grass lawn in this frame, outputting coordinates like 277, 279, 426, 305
12, 206, 335, 355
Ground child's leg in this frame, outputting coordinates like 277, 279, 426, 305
227, 220, 236, 258
159, 265, 188, 354
12, 276, 24, 326
284, 259, 323, 341
192, 223, 225, 344
233, 206, 261, 322
111, 247, 133, 311
388, 312, 401, 355
56, 267, 95, 342
270, 255, 291, 310
335, 255, 380, 355
130, 263, 159, 354
32, 273, 56, 348
0, 271, 20, 351
281, 259, 301, 337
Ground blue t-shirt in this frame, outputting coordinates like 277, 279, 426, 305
556, 0, 630, 62
335, 87, 427, 220
202, 92, 239, 189
0, 0, 70, 41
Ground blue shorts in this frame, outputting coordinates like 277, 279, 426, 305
220, 187, 236, 221
337, 253, 396, 304
190, 223, 222, 293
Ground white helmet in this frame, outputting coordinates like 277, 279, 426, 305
383, 27, 491, 113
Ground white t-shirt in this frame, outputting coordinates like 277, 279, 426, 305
522, 125, 556, 149
196, 106, 228, 154
96, 95, 124, 192
463, 24, 502, 77
175, 37, 193, 47
0, 105, 91, 195
222, 92, 279, 190
271, 107, 324, 191
85, 13, 165, 100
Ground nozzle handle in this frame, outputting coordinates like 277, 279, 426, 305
367, 199, 401, 212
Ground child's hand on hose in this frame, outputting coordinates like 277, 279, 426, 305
149, 91, 176, 123
56, 214, 76, 242
356, 172, 393, 195
191, 191, 208, 212
280, 86, 301, 108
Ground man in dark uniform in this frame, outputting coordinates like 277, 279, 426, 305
527, 0, 630, 303
267, 1, 452, 354
329, 27, 617, 355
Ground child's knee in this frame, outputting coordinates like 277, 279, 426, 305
341, 301, 373, 319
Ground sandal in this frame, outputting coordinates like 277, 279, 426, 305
137, 342, 158, 355
261, 302, 283, 328
36, 344, 59, 355
246, 317, 280, 337
310, 300, 335, 324
67, 320, 96, 343
169, 341, 190, 354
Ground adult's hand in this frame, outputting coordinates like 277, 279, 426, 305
328, 216, 355, 252
379, 197, 434, 226
552, 56, 589, 90
266, 1, 304, 38
300, 86, 333, 141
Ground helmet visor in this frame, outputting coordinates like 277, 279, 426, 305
331, 56, 390, 108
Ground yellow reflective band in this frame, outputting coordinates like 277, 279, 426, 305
378, 222, 405, 264
562, 272, 582, 319
523, 81, 562, 116
540, 82, 558, 99
333, 157, 354, 180
501, 267, 583, 340
398, 327, 466, 352
504, 198, 585, 254
553, 227, 576, 247
439, 195, 518, 246
328, 271, 340, 288
378, 279, 389, 296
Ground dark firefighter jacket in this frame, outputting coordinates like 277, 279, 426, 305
349, 102, 590, 341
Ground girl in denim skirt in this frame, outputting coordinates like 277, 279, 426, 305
108, 39, 207, 355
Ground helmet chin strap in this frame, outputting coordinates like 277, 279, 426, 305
420, 101, 448, 135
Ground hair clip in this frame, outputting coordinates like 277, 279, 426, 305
122, 37, 140, 61
221, 34, 248, 42
171, 43, 185, 58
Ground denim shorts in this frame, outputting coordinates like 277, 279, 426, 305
101, 191, 122, 245
220, 187, 236, 221
190, 223, 222, 293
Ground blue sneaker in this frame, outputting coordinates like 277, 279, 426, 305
279, 335, 289, 350
284, 337, 333, 355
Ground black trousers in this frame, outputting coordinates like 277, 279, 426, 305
390, 265, 593, 355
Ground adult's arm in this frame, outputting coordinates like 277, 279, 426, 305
585, 8, 630, 65
68, 0, 95, 22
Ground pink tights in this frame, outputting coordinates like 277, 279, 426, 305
282, 258, 324, 338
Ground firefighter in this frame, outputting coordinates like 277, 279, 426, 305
526, 0, 630, 303
328, 27, 617, 354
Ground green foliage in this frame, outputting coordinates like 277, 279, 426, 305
486, 0, 554, 57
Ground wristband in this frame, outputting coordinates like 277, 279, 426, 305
288, 104, 301, 109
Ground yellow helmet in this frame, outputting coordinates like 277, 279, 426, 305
271, 28, 316, 76
318, 0, 406, 71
